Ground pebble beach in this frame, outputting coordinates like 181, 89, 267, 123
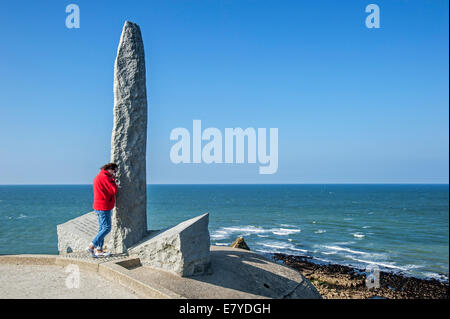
272, 253, 449, 299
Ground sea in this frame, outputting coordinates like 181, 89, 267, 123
0, 184, 448, 282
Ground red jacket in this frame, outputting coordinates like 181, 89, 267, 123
93, 169, 118, 211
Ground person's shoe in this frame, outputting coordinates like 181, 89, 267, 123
94, 250, 111, 258
85, 246, 96, 258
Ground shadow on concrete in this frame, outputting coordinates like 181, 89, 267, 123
187, 247, 321, 299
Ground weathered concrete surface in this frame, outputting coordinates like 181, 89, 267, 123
129, 246, 322, 299
0, 263, 139, 299
0, 254, 182, 299
0, 247, 322, 299
128, 213, 211, 277
57, 211, 110, 254
109, 20, 148, 253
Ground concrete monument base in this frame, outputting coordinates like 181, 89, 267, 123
0, 246, 322, 299
57, 212, 211, 277
128, 213, 211, 277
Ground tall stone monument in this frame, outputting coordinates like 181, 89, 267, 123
109, 21, 148, 253
57, 21, 211, 277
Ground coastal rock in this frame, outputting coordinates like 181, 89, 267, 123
128, 213, 211, 277
231, 237, 250, 250
109, 21, 148, 253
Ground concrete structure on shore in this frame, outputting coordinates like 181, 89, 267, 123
57, 21, 211, 277
0, 247, 322, 299
128, 213, 211, 277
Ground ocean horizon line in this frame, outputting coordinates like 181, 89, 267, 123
0, 183, 448, 186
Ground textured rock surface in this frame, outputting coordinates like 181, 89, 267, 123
230, 237, 250, 250
128, 213, 211, 277
57, 211, 110, 254
109, 21, 148, 253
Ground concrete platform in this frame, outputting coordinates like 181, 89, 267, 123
0, 246, 322, 299
0, 264, 139, 299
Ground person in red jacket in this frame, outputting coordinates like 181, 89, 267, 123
86, 163, 118, 258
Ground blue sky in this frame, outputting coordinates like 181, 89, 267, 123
0, 0, 448, 184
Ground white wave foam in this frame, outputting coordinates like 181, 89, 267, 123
321, 245, 367, 255
222, 226, 266, 234
315, 229, 326, 234
422, 272, 449, 282
211, 225, 265, 239
348, 257, 407, 271
272, 228, 301, 236
262, 242, 291, 250
259, 241, 307, 254
279, 224, 297, 228
210, 230, 229, 240
4, 214, 29, 220
211, 235, 226, 240
353, 232, 365, 238
321, 245, 388, 261
333, 241, 355, 245
212, 225, 301, 239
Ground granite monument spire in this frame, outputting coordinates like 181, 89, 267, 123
109, 21, 148, 253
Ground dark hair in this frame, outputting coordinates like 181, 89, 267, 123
100, 163, 118, 171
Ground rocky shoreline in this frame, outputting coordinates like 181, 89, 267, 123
272, 253, 449, 299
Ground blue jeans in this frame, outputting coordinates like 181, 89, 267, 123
92, 210, 112, 250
